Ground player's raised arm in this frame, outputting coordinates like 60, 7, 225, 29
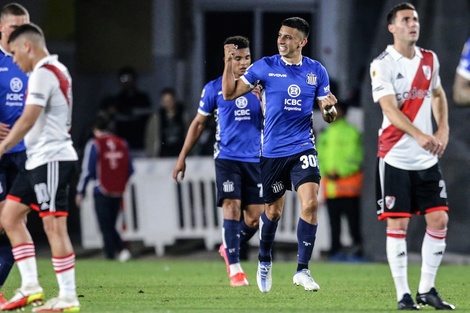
222, 44, 252, 100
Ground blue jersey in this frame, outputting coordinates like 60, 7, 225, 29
199, 76, 262, 162
456, 37, 470, 80
0, 47, 27, 153
241, 55, 330, 157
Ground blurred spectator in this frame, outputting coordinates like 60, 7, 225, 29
145, 87, 186, 157
453, 37, 470, 105
75, 115, 133, 261
100, 67, 153, 154
316, 101, 364, 261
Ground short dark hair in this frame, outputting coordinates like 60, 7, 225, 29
8, 23, 43, 44
93, 115, 109, 131
282, 17, 310, 38
387, 2, 416, 24
223, 36, 250, 49
1, 2, 29, 20
118, 66, 136, 79
160, 87, 176, 97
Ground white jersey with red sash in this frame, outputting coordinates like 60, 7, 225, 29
370, 45, 441, 170
24, 55, 77, 170
95, 134, 130, 196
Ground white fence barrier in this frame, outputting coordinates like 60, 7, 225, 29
80, 157, 350, 259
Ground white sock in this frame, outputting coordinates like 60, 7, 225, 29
12, 244, 40, 289
386, 228, 410, 301
418, 227, 446, 294
229, 263, 243, 276
53, 254, 77, 298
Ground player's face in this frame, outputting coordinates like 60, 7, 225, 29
9, 38, 31, 73
277, 26, 307, 60
231, 47, 251, 78
0, 14, 29, 52
389, 9, 420, 45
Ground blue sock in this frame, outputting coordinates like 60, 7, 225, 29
239, 220, 257, 246
223, 219, 241, 265
0, 244, 14, 287
259, 212, 278, 262
297, 218, 317, 271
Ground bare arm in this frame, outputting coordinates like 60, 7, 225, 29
222, 44, 252, 100
0, 105, 42, 156
378, 94, 442, 156
453, 73, 470, 106
172, 113, 209, 182
431, 85, 449, 157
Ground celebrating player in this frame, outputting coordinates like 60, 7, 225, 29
222, 17, 337, 293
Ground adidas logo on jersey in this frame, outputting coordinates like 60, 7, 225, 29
396, 73, 404, 79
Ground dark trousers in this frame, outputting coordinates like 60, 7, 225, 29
326, 197, 362, 255
93, 193, 125, 259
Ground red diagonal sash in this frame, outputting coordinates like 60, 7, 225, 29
378, 50, 433, 158
42, 64, 71, 106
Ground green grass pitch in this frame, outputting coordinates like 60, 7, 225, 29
3, 258, 467, 312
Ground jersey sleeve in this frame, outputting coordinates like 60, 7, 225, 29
241, 60, 263, 88
370, 58, 395, 103
316, 63, 331, 100
198, 81, 216, 116
431, 51, 441, 90
456, 37, 470, 80
25, 68, 56, 107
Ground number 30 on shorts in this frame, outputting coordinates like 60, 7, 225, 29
300, 154, 318, 169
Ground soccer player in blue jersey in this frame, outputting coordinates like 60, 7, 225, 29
222, 17, 337, 293
173, 36, 264, 287
0, 2, 29, 303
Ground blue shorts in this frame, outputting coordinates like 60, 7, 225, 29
0, 151, 27, 201
214, 158, 263, 207
261, 149, 321, 204
375, 158, 449, 220
8, 161, 77, 217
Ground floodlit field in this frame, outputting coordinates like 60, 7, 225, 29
3, 258, 467, 313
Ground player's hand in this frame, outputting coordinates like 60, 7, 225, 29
0, 123, 10, 141
224, 44, 237, 63
321, 93, 338, 111
417, 133, 442, 156
172, 158, 186, 183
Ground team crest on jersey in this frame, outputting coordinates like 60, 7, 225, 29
306, 73, 317, 85
385, 196, 396, 209
422, 65, 431, 80
235, 96, 248, 108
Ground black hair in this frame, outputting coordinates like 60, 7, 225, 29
223, 36, 250, 49
160, 87, 176, 97
387, 3, 416, 25
282, 17, 310, 38
8, 23, 43, 44
118, 66, 136, 79
93, 115, 109, 131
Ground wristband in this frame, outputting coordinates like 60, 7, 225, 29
323, 107, 335, 114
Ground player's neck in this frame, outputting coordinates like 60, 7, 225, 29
394, 42, 416, 59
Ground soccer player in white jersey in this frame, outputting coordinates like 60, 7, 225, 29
222, 17, 337, 293
0, 23, 80, 312
173, 36, 264, 287
370, 3, 454, 310
453, 37, 470, 105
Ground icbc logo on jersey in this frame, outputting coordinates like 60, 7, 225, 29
284, 84, 302, 107
234, 96, 250, 116
6, 77, 24, 104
